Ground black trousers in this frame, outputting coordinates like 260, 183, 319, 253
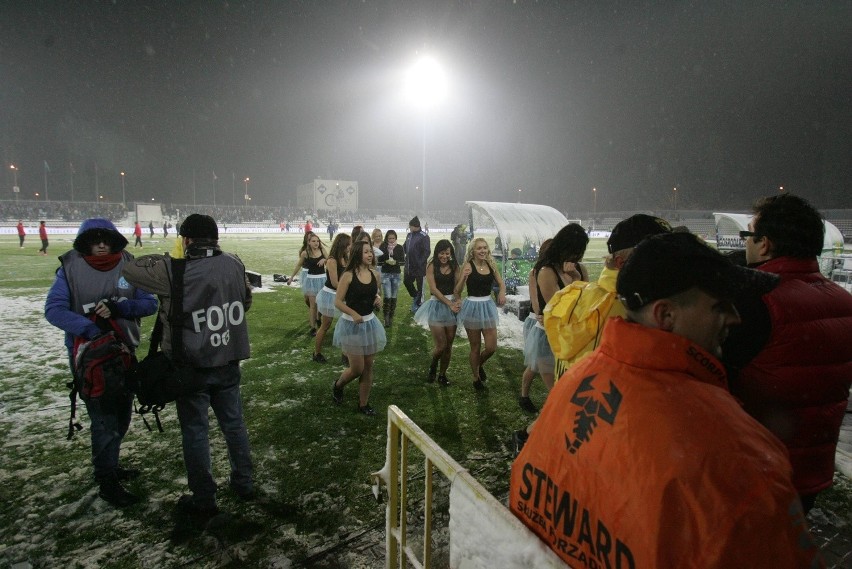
403, 273, 424, 305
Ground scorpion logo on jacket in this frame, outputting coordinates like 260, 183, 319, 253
566, 374, 623, 454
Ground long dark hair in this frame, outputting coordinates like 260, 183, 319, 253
382, 229, 398, 247
535, 223, 588, 273
328, 233, 352, 265
430, 239, 458, 278
345, 240, 374, 273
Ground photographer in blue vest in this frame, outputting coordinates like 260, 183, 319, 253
122, 213, 254, 517
45, 218, 157, 508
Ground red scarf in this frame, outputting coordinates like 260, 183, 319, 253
84, 252, 122, 271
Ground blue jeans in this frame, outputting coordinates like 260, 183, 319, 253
176, 363, 253, 505
70, 353, 133, 482
382, 271, 401, 299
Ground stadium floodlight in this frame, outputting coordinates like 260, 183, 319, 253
404, 55, 447, 212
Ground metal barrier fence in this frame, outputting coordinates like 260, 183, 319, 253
371, 405, 563, 569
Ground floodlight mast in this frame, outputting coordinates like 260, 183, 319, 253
405, 55, 447, 213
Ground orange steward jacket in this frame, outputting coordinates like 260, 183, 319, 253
510, 317, 824, 569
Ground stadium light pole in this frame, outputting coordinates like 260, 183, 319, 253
120, 171, 126, 207
10, 164, 19, 201
673, 186, 677, 211
592, 187, 597, 229
404, 55, 447, 213
244, 177, 250, 205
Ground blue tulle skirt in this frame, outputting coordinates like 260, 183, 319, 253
302, 274, 325, 297
458, 296, 499, 330
413, 294, 459, 327
333, 312, 387, 356
299, 267, 308, 285
316, 286, 339, 318
523, 321, 555, 373
523, 313, 537, 340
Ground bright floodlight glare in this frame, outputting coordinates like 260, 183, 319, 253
405, 56, 447, 109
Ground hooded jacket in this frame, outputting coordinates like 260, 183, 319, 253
511, 317, 824, 568
45, 218, 155, 350
543, 266, 625, 378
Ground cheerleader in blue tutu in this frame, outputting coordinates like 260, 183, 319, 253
313, 233, 352, 363
289, 231, 327, 336
454, 237, 506, 391
413, 239, 461, 386
332, 240, 387, 415
519, 227, 588, 412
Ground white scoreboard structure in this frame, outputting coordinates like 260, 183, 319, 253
296, 179, 359, 211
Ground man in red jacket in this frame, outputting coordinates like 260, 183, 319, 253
37, 220, 49, 255
510, 233, 823, 568
724, 193, 852, 513
16, 220, 25, 248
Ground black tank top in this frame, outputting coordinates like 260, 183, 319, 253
345, 269, 378, 316
324, 261, 343, 290
535, 267, 566, 316
304, 254, 325, 275
466, 262, 495, 297
434, 265, 457, 296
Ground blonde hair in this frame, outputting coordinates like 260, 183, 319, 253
465, 237, 498, 274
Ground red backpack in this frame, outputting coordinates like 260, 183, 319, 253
67, 319, 136, 439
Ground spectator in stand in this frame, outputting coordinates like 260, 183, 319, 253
403, 216, 431, 312
38, 221, 49, 255
16, 220, 25, 248
133, 221, 143, 247
724, 193, 852, 514
511, 232, 823, 568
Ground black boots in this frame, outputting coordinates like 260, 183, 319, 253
98, 474, 140, 508
384, 298, 397, 327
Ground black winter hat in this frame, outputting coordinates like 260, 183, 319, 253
607, 214, 672, 254
179, 214, 218, 240
617, 232, 779, 310
409, 216, 420, 228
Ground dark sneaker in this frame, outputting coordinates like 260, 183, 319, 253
98, 477, 140, 508
115, 465, 141, 481
518, 396, 538, 414
479, 366, 487, 381
332, 380, 344, 404
176, 494, 219, 517
428, 360, 438, 383
233, 487, 256, 501
512, 429, 529, 457
438, 374, 451, 387
473, 379, 486, 392
341, 354, 349, 366
312, 353, 328, 363
309, 328, 317, 337
359, 404, 376, 416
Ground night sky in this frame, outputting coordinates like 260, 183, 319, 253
1, 1, 851, 212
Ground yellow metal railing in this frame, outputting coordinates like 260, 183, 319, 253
371, 405, 564, 569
